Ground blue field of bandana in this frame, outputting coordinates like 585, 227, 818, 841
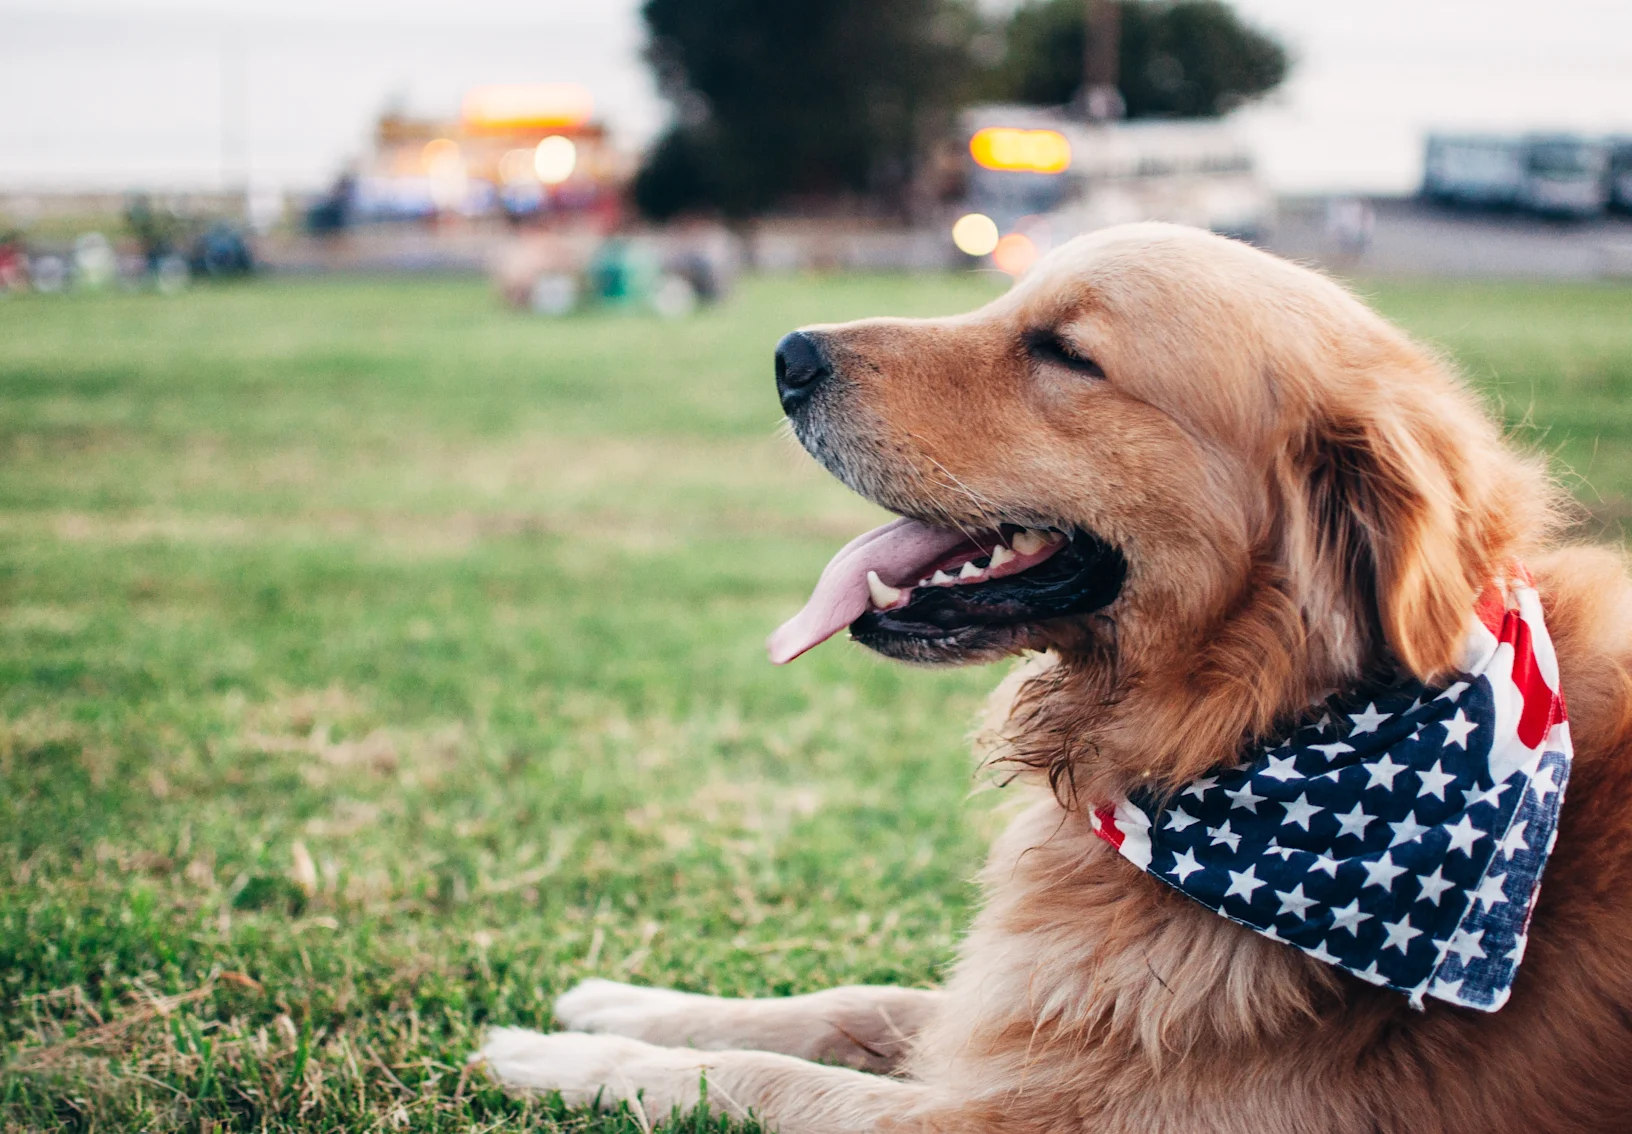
1122, 677, 1569, 1010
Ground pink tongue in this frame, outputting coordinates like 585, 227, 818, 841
767, 518, 971, 664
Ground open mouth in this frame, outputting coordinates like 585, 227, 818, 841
767, 517, 1126, 664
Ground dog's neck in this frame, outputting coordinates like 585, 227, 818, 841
989, 584, 1375, 809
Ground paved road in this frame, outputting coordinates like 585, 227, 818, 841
1267, 198, 1632, 280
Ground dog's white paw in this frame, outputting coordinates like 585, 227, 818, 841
554, 978, 699, 1034
476, 1028, 699, 1111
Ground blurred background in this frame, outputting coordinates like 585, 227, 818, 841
3, 3, 1632, 1131
5, 0, 1632, 292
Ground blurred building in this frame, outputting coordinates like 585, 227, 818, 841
319, 83, 632, 228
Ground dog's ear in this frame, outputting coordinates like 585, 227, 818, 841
1296, 395, 1486, 684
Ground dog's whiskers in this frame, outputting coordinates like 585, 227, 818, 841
910, 444, 1005, 539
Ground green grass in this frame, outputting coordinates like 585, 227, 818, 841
1, 272, 1630, 1132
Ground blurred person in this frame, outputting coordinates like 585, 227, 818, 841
0, 230, 28, 291
125, 193, 181, 275
1325, 195, 1375, 259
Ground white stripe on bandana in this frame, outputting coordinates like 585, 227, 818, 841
1092, 570, 1570, 1012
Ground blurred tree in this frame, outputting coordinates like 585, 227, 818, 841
634, 0, 977, 219
987, 0, 1289, 118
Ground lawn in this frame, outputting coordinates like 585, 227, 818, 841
1, 271, 1630, 1132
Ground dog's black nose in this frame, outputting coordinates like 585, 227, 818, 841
774, 330, 831, 414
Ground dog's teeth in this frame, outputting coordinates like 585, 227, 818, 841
931, 570, 955, 586
866, 570, 903, 609
988, 545, 1015, 568
959, 560, 984, 580
1012, 530, 1047, 555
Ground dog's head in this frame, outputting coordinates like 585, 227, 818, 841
771, 224, 1555, 797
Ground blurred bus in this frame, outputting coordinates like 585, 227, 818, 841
1423, 133, 1609, 217
947, 105, 1272, 267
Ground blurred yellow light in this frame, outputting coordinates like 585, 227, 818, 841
498, 148, 538, 184
992, 232, 1039, 276
534, 135, 577, 185
969, 128, 1071, 174
951, 213, 1000, 256
463, 84, 593, 132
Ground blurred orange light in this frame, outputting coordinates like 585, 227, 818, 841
969, 128, 1071, 174
462, 84, 593, 133
992, 232, 1038, 276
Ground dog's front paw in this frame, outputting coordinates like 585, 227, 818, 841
554, 978, 698, 1036
475, 1028, 704, 1114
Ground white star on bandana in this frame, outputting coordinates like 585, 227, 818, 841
1262, 753, 1301, 782
1444, 814, 1483, 856
1330, 899, 1372, 935
1276, 883, 1318, 919
1281, 793, 1323, 830
1335, 802, 1376, 840
1442, 709, 1478, 748
1388, 814, 1429, 846
1164, 806, 1199, 832
1363, 753, 1409, 791
1361, 851, 1407, 891
1417, 866, 1456, 906
1416, 760, 1457, 800
1349, 703, 1391, 735
1470, 871, 1509, 913
1380, 913, 1422, 953
1225, 865, 1267, 901
1528, 764, 1560, 805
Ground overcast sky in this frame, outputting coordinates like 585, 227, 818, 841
2, 0, 1630, 194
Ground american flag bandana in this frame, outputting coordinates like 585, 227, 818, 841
1091, 571, 1571, 1011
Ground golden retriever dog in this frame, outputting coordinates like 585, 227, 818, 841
479, 224, 1632, 1132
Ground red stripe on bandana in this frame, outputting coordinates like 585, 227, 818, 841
1475, 580, 1509, 636
1498, 609, 1564, 749
1091, 805, 1124, 849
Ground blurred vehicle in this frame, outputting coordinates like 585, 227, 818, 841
1423, 133, 1609, 217
305, 172, 356, 235
189, 221, 254, 279
1608, 137, 1632, 214
1522, 135, 1610, 215
946, 104, 1272, 271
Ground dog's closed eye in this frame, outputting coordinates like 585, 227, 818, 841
1023, 329, 1106, 380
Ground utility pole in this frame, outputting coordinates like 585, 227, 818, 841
1081, 0, 1125, 121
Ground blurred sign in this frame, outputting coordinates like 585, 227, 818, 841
969, 127, 1072, 174
461, 84, 594, 133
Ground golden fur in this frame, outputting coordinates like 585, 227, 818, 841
480, 224, 1632, 1133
